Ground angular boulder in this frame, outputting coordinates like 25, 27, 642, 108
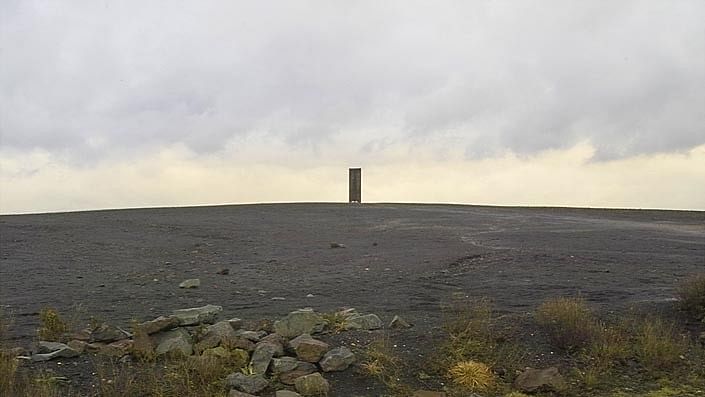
294, 372, 330, 396
389, 315, 412, 329
319, 346, 355, 372
195, 320, 238, 352
344, 313, 382, 330
271, 356, 299, 374
37, 341, 70, 354
236, 330, 268, 342
514, 367, 567, 393
31, 347, 80, 362
225, 373, 269, 395
250, 340, 284, 374
273, 308, 325, 338
137, 316, 180, 334
289, 334, 329, 363
154, 328, 193, 357
279, 361, 318, 385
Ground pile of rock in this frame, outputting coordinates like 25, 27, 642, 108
21, 305, 388, 397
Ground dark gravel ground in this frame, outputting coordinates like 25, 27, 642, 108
1, 203, 704, 395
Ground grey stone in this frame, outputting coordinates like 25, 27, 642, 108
236, 330, 268, 342
294, 372, 330, 396
195, 320, 238, 352
319, 346, 355, 372
37, 341, 70, 354
154, 328, 193, 356
179, 278, 201, 288
228, 390, 257, 397
250, 340, 284, 374
172, 304, 223, 326
66, 340, 87, 354
344, 313, 382, 330
276, 391, 302, 397
279, 361, 318, 385
260, 333, 288, 347
289, 334, 329, 363
389, 315, 412, 329
225, 373, 269, 394
271, 356, 299, 374
137, 316, 180, 334
514, 367, 567, 393
31, 347, 80, 362
274, 308, 326, 338
228, 317, 244, 330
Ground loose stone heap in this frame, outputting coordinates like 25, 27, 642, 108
18, 305, 390, 396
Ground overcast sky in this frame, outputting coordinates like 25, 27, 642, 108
1, 1, 704, 213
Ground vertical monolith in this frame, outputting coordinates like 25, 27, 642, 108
349, 168, 361, 203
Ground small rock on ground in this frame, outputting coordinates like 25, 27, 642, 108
389, 315, 412, 329
179, 278, 201, 288
344, 313, 382, 330
514, 366, 567, 392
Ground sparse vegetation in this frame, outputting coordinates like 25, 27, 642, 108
360, 335, 412, 396
37, 308, 69, 342
322, 311, 348, 333
632, 316, 689, 371
3, 285, 705, 397
536, 297, 600, 351
439, 296, 525, 370
677, 273, 705, 321
447, 360, 495, 392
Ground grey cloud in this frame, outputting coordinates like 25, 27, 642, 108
1, 0, 704, 163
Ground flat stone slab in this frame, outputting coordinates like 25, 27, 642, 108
172, 304, 223, 326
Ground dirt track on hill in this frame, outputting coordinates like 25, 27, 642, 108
2, 203, 703, 347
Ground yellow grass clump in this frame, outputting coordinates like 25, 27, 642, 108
447, 360, 495, 392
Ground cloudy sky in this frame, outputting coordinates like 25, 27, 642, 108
1, 1, 704, 213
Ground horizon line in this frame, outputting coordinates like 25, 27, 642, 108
1, 200, 703, 216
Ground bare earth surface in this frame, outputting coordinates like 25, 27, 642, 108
1, 203, 704, 395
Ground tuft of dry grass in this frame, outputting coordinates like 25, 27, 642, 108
360, 336, 412, 397
0, 350, 18, 396
536, 297, 600, 351
37, 308, 69, 342
633, 316, 689, 371
321, 311, 348, 334
447, 360, 495, 392
1, 307, 19, 395
438, 296, 525, 373
677, 273, 705, 321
